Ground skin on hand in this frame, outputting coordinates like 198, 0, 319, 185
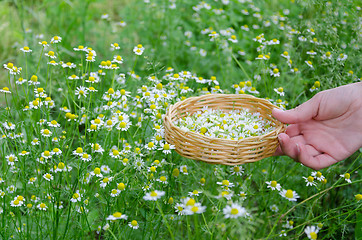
272, 82, 362, 170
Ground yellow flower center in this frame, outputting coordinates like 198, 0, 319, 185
113, 212, 122, 218
222, 180, 230, 186
119, 122, 127, 128
58, 162, 65, 169
186, 198, 195, 206
150, 191, 158, 197
230, 208, 239, 215
191, 206, 199, 213
117, 183, 125, 190
285, 189, 294, 198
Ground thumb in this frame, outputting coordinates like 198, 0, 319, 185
272, 95, 320, 124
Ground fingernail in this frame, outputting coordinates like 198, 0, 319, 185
278, 135, 282, 143
296, 143, 301, 155
273, 108, 284, 114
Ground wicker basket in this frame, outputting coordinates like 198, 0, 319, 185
164, 94, 286, 165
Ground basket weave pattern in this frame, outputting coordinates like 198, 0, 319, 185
164, 94, 286, 165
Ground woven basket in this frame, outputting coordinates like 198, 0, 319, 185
164, 94, 286, 165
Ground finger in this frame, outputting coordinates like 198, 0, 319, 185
273, 146, 283, 156
297, 144, 338, 170
278, 133, 299, 159
285, 124, 301, 137
272, 94, 321, 124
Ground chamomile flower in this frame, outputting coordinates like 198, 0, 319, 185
41, 150, 52, 159
39, 41, 49, 47
266, 180, 281, 191
223, 203, 248, 218
337, 53, 348, 61
71, 190, 82, 202
109, 149, 121, 159
340, 173, 352, 183
270, 204, 279, 212
43, 173, 53, 181
100, 177, 112, 188
304, 225, 319, 240
62, 62, 76, 68
80, 153, 92, 162
305, 60, 314, 69
116, 121, 131, 131
5, 154, 18, 166
158, 142, 175, 154
322, 51, 332, 60
228, 35, 238, 43
280, 189, 299, 202
101, 165, 112, 174
179, 165, 188, 175
217, 179, 234, 189
41, 129, 52, 137
311, 171, 325, 181
110, 43, 120, 51
110, 189, 120, 197
274, 87, 285, 96
355, 194, 362, 202
28, 75, 40, 85
37, 202, 47, 211
128, 220, 139, 229
68, 74, 79, 80
75, 86, 88, 99
303, 176, 317, 186
133, 44, 145, 55
283, 220, 294, 229
143, 190, 165, 201
50, 36, 62, 44
28, 177, 37, 184
188, 190, 202, 197
20, 46, 32, 53
270, 68, 280, 77
106, 212, 128, 221
157, 176, 168, 184
184, 203, 206, 215
45, 51, 56, 59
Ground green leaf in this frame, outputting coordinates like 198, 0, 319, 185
356, 211, 362, 240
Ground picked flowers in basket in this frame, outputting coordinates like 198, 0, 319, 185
174, 107, 277, 140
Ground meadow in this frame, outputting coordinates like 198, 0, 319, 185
0, 0, 361, 239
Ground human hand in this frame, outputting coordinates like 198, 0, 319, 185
272, 82, 362, 170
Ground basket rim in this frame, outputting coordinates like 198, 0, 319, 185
164, 93, 285, 145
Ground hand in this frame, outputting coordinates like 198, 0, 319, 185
272, 82, 362, 170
